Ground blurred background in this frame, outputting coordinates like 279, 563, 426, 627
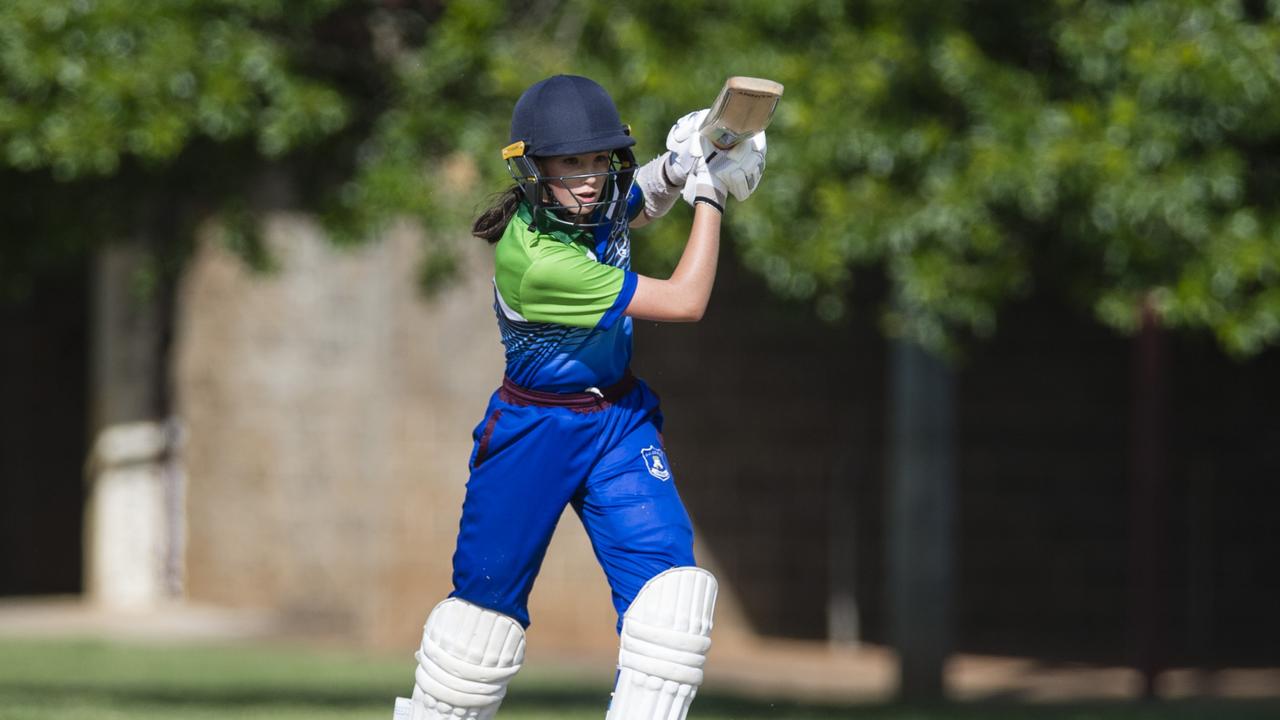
2, 1, 1279, 718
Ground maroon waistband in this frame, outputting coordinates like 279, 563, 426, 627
499, 371, 636, 411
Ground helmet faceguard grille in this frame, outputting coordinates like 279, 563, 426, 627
507, 148, 636, 231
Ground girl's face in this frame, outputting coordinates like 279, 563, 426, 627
539, 152, 612, 216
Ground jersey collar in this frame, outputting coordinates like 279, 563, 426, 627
517, 200, 593, 245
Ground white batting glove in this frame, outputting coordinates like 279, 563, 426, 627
666, 109, 709, 188
668, 109, 731, 210
633, 109, 711, 221
713, 130, 767, 202
669, 109, 767, 207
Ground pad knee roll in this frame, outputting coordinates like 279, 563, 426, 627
395, 598, 526, 720
607, 567, 718, 720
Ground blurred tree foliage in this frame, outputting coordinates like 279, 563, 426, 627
3, 0, 1279, 355
0, 0, 359, 296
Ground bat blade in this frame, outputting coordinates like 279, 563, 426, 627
699, 76, 784, 151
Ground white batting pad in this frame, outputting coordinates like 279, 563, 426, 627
607, 567, 718, 720
392, 598, 526, 720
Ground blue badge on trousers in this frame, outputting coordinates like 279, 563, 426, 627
641, 446, 671, 481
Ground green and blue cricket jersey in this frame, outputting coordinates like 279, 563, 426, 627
491, 186, 644, 391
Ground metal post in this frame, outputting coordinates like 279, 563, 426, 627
1129, 299, 1169, 699
887, 338, 955, 700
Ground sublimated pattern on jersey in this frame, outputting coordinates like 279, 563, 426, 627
493, 182, 644, 392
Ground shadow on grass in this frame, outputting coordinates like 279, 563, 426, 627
0, 683, 392, 709
3, 680, 1280, 720
525, 691, 1280, 720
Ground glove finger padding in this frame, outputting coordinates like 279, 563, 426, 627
666, 109, 709, 151
665, 109, 710, 188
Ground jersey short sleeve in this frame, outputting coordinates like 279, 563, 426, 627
519, 241, 637, 329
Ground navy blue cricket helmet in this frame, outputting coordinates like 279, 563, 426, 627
503, 75, 636, 229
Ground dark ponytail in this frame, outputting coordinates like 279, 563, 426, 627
472, 186, 522, 243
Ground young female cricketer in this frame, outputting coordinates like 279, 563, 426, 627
394, 74, 766, 720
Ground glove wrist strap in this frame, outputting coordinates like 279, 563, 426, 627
693, 196, 724, 214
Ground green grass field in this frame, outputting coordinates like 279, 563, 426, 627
0, 638, 1276, 720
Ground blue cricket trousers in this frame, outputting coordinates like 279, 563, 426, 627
449, 373, 696, 630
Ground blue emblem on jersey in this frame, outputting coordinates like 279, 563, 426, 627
641, 446, 671, 481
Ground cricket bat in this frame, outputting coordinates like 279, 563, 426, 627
699, 76, 784, 157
